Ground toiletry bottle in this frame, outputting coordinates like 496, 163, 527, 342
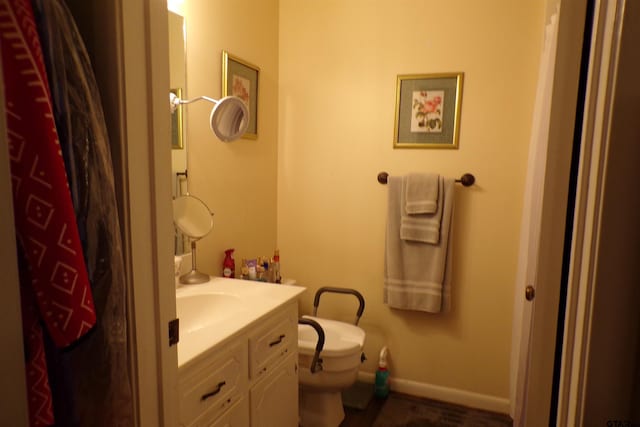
247, 259, 257, 280
374, 346, 390, 398
262, 256, 269, 282
256, 256, 266, 281
222, 249, 235, 278
240, 259, 249, 280
272, 249, 281, 284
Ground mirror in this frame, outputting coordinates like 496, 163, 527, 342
173, 195, 213, 284
169, 11, 186, 155
170, 88, 184, 149
173, 194, 213, 239
169, 93, 249, 142
166, 2, 270, 275
168, 8, 249, 257
208, 96, 249, 142
168, 9, 189, 254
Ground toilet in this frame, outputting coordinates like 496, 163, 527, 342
297, 314, 366, 427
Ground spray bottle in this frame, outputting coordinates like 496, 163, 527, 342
374, 346, 390, 398
272, 249, 281, 284
222, 249, 235, 278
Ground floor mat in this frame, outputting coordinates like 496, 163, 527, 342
342, 381, 375, 410
371, 393, 512, 427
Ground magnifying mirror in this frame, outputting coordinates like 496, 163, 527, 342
209, 96, 249, 142
170, 93, 249, 142
173, 194, 213, 284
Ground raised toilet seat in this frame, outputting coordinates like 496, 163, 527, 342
297, 287, 366, 427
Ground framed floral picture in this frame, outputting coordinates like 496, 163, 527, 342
222, 51, 259, 139
393, 73, 464, 149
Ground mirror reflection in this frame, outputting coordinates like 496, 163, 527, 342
168, 9, 189, 254
170, 88, 184, 149
173, 194, 213, 239
165, 0, 280, 280
173, 194, 213, 284
168, 7, 249, 260
208, 96, 249, 142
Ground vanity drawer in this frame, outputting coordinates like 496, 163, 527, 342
248, 303, 297, 380
191, 395, 250, 427
179, 341, 249, 427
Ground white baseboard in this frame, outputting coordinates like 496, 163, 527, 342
357, 371, 510, 415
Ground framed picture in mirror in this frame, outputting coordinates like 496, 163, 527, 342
393, 72, 464, 149
170, 87, 184, 149
222, 50, 259, 139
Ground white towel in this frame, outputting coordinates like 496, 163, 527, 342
400, 176, 444, 244
384, 176, 455, 313
405, 173, 439, 214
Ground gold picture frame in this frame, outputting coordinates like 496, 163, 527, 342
222, 51, 259, 139
170, 88, 184, 149
393, 72, 464, 149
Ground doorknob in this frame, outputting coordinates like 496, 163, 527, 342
525, 285, 535, 301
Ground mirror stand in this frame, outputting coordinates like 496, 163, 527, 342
173, 194, 213, 285
179, 239, 209, 284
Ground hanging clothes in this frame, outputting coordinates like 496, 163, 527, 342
32, 0, 134, 425
0, 0, 97, 425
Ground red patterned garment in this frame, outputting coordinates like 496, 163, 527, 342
0, 0, 97, 425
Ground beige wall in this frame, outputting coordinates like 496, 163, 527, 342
278, 0, 543, 399
183, 0, 280, 274
178, 0, 545, 402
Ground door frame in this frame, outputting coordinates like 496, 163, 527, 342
113, 0, 179, 425
557, 0, 636, 424
513, 0, 589, 425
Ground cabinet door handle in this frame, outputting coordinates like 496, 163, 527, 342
269, 334, 286, 347
200, 381, 226, 401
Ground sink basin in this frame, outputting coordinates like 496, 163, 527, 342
175, 277, 305, 368
177, 293, 242, 333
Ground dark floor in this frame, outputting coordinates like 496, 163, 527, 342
340, 391, 513, 427
340, 393, 386, 427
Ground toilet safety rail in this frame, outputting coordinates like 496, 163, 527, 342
298, 318, 325, 373
312, 287, 365, 326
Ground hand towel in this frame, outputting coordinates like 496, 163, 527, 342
384, 176, 455, 313
400, 176, 444, 244
405, 172, 439, 214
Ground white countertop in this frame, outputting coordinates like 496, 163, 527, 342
176, 276, 305, 369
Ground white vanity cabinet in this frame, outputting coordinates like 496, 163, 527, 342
178, 298, 300, 427
250, 352, 298, 427
208, 397, 250, 427
248, 305, 299, 427
178, 341, 249, 427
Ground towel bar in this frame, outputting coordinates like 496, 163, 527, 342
377, 171, 475, 187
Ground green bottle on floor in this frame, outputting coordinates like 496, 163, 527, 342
374, 346, 390, 398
